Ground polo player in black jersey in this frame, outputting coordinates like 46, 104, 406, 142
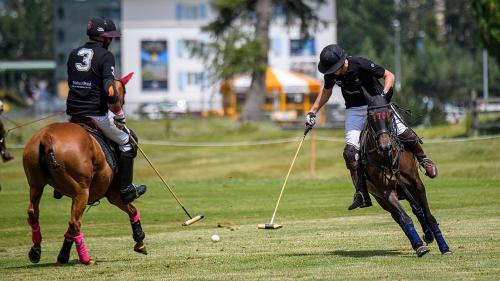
0, 100, 14, 163
66, 17, 146, 204
306, 44, 437, 210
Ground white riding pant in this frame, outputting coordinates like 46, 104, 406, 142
88, 111, 132, 152
345, 105, 407, 149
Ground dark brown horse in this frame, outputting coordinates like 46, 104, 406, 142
360, 92, 451, 257
22, 73, 147, 265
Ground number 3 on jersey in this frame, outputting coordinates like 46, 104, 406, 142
75, 48, 94, 72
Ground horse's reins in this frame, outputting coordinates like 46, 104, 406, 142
363, 103, 403, 180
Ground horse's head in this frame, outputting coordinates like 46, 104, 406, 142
114, 72, 134, 106
363, 90, 394, 152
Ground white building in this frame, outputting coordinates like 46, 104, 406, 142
121, 0, 339, 115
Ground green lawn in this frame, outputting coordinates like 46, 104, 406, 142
0, 118, 499, 280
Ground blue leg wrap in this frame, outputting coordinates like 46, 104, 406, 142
403, 223, 424, 250
430, 223, 450, 253
412, 208, 433, 242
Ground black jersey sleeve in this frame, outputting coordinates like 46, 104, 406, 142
323, 73, 336, 90
101, 52, 119, 104
358, 57, 385, 79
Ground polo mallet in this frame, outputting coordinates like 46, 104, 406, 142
4, 111, 65, 135
258, 125, 313, 230
126, 129, 204, 226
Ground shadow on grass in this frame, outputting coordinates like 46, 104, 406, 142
284, 249, 404, 258
6, 259, 80, 269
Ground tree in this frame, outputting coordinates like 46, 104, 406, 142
202, 0, 326, 121
473, 0, 500, 65
0, 0, 53, 60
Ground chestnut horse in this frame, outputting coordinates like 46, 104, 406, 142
22, 73, 147, 265
360, 92, 451, 257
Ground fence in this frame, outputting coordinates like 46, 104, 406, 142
471, 94, 500, 137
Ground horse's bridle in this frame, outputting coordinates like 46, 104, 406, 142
362, 102, 402, 177
366, 103, 397, 141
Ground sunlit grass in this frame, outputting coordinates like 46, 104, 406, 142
0, 117, 499, 280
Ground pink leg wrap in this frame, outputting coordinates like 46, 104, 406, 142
65, 232, 90, 264
27, 219, 42, 244
129, 212, 141, 224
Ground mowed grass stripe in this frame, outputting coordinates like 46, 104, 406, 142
0, 118, 499, 280
1, 178, 499, 280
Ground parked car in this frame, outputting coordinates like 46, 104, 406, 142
137, 100, 188, 119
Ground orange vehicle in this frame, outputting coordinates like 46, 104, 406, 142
221, 67, 326, 124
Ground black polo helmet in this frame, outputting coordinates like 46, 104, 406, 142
86, 17, 121, 38
318, 44, 347, 74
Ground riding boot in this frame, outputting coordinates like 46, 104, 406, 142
399, 130, 438, 178
347, 168, 372, 210
119, 150, 147, 204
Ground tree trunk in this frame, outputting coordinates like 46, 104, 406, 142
240, 0, 272, 121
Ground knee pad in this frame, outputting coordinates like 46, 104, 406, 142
343, 144, 359, 170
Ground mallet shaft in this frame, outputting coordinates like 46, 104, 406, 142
269, 135, 306, 224
129, 135, 192, 218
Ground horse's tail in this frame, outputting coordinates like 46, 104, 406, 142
39, 134, 60, 175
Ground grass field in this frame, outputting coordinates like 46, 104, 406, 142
0, 118, 499, 280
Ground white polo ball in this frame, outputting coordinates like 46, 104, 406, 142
211, 234, 220, 242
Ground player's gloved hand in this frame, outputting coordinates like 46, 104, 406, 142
113, 114, 126, 130
305, 112, 316, 128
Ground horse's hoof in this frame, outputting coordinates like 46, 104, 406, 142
416, 245, 430, 257
442, 250, 452, 255
134, 242, 148, 255
28, 244, 41, 263
423, 234, 434, 244
83, 259, 97, 266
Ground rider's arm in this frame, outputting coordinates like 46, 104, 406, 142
382, 69, 395, 95
101, 52, 121, 114
105, 79, 122, 115
309, 74, 335, 114
359, 57, 394, 95
309, 87, 333, 114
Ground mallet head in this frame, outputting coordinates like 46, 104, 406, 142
182, 214, 205, 226
258, 223, 283, 230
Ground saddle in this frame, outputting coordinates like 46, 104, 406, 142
69, 116, 118, 173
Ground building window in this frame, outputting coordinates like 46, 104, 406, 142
177, 39, 207, 58
57, 7, 64, 19
187, 72, 202, 86
57, 30, 65, 42
176, 3, 207, 21
290, 39, 316, 57
273, 5, 283, 20
141, 40, 169, 91
178, 72, 207, 90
